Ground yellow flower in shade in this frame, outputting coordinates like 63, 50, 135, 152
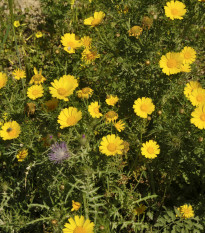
81, 36, 92, 48
180, 63, 191, 73
84, 11, 105, 27
35, 31, 43, 38
184, 81, 202, 99
133, 204, 146, 215
133, 97, 155, 118
44, 98, 58, 111
105, 111, 118, 123
190, 105, 205, 129
0, 72, 8, 89
63, 215, 94, 233
14, 21, 20, 27
164, 1, 186, 20
81, 48, 100, 65
114, 120, 125, 132
198, 0, 205, 1
181, 47, 196, 64
49, 75, 78, 101
128, 26, 143, 38
16, 149, 28, 162
61, 33, 81, 54
27, 85, 44, 100
12, 69, 26, 80
0, 121, 21, 140
189, 88, 205, 106
106, 95, 119, 106
71, 200, 81, 211
141, 140, 160, 159
30, 68, 46, 85
88, 102, 102, 118
77, 87, 93, 99
177, 204, 194, 219
58, 107, 82, 129
122, 141, 130, 154
99, 134, 124, 156
159, 52, 183, 75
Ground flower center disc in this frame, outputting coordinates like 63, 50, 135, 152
93, 107, 100, 114
82, 88, 90, 94
73, 226, 86, 233
33, 74, 42, 82
67, 42, 75, 49
57, 88, 67, 96
167, 58, 177, 68
91, 18, 101, 26
200, 114, 205, 122
196, 95, 203, 102
32, 90, 40, 96
107, 143, 117, 152
67, 116, 77, 126
106, 111, 117, 118
147, 147, 154, 154
140, 104, 148, 112
171, 8, 179, 16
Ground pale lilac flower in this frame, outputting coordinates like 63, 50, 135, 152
48, 141, 70, 163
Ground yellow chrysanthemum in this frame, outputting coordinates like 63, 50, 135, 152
180, 63, 191, 73
184, 81, 202, 99
63, 215, 94, 233
133, 97, 155, 118
84, 11, 105, 27
12, 69, 26, 80
44, 98, 58, 111
58, 107, 82, 129
133, 204, 147, 215
27, 85, 44, 100
128, 26, 143, 38
114, 120, 125, 132
77, 87, 93, 99
14, 21, 20, 27
104, 111, 118, 123
88, 102, 102, 118
191, 105, 205, 129
198, 0, 205, 2
81, 36, 92, 48
99, 134, 124, 156
164, 1, 186, 20
81, 48, 100, 65
189, 88, 205, 106
106, 95, 119, 106
61, 33, 82, 54
180, 47, 196, 64
49, 75, 78, 101
159, 52, 183, 75
16, 149, 28, 162
177, 204, 194, 219
30, 68, 46, 85
141, 140, 160, 159
35, 31, 43, 38
0, 72, 8, 89
0, 121, 21, 140
71, 200, 81, 212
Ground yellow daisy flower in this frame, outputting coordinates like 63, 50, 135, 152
77, 87, 93, 99
81, 36, 92, 48
84, 11, 105, 27
49, 75, 78, 101
198, 0, 205, 2
58, 107, 82, 129
30, 68, 46, 85
180, 63, 191, 73
177, 204, 194, 219
181, 47, 196, 64
104, 111, 118, 123
16, 149, 28, 162
13, 21, 20, 27
128, 26, 143, 39
35, 31, 43, 38
106, 95, 119, 106
164, 1, 186, 20
99, 134, 124, 156
189, 88, 205, 106
63, 215, 94, 233
27, 85, 44, 100
114, 120, 125, 132
81, 48, 100, 65
0, 121, 21, 140
0, 72, 8, 89
141, 140, 160, 159
12, 69, 26, 80
133, 97, 155, 118
159, 52, 183, 75
191, 105, 205, 129
133, 204, 147, 215
88, 102, 102, 118
184, 81, 202, 99
61, 33, 81, 54
71, 200, 81, 212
